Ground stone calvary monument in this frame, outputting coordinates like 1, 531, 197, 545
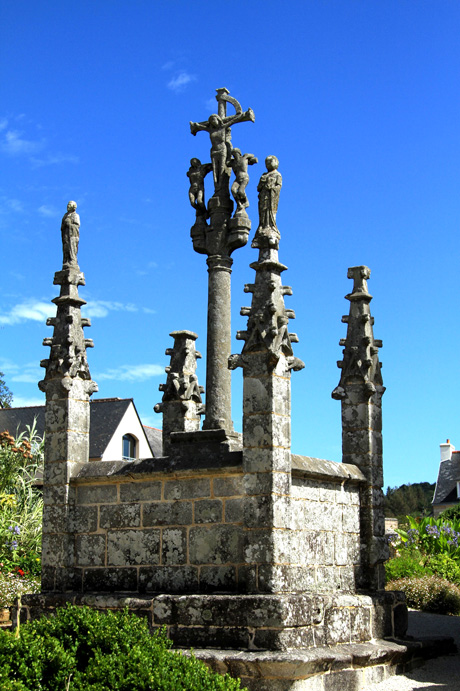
17, 89, 452, 690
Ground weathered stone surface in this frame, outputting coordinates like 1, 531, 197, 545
75, 534, 106, 566
224, 498, 244, 523
143, 500, 193, 526
199, 566, 236, 592
107, 529, 160, 566
189, 525, 243, 564
83, 567, 137, 592
162, 528, 187, 565
99, 503, 141, 529
120, 481, 162, 502
140, 566, 198, 594
77, 484, 118, 505
164, 477, 210, 500
194, 499, 223, 523
213, 475, 244, 497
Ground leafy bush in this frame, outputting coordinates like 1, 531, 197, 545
425, 553, 460, 586
440, 504, 460, 521
385, 549, 430, 582
387, 575, 460, 615
0, 605, 245, 690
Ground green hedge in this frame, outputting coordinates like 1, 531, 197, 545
0, 605, 245, 691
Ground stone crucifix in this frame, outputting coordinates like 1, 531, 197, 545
189, 88, 255, 432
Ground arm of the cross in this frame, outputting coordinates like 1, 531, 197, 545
190, 120, 210, 136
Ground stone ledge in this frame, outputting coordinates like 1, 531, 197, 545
72, 452, 243, 482
291, 456, 365, 484
190, 637, 457, 690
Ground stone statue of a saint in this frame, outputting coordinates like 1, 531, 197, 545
190, 107, 255, 190
187, 158, 213, 216
61, 201, 80, 268
252, 156, 282, 249
228, 148, 258, 215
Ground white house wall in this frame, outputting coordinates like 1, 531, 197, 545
100, 403, 152, 461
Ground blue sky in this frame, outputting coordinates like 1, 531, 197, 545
1, 1, 460, 489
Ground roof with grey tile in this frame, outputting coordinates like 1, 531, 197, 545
0, 398, 161, 459
143, 425, 162, 457
432, 452, 460, 505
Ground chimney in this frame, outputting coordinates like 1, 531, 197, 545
440, 439, 455, 462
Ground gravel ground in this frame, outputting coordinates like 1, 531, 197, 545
366, 610, 460, 690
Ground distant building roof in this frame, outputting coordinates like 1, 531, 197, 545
0, 398, 162, 459
432, 451, 460, 505
143, 425, 162, 457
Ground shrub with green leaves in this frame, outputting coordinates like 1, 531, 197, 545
0, 605, 245, 690
387, 575, 460, 615
441, 504, 460, 522
424, 552, 460, 586
385, 548, 430, 583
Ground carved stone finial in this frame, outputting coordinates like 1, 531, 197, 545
61, 200, 80, 269
346, 265, 371, 300
155, 330, 205, 454
252, 156, 282, 250
332, 266, 384, 401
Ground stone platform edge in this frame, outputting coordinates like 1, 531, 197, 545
190, 636, 457, 690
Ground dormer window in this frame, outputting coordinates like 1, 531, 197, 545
122, 434, 137, 461
457, 481, 460, 499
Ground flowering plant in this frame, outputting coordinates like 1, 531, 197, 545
394, 515, 460, 558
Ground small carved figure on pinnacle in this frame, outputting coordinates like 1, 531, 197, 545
228, 148, 258, 216
61, 201, 80, 269
190, 88, 255, 191
252, 156, 282, 249
187, 158, 213, 217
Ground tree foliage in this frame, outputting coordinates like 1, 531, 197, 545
384, 481, 435, 520
0, 372, 13, 409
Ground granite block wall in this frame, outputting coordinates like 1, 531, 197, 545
42, 453, 366, 597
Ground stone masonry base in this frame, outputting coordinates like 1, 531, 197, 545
14, 592, 455, 690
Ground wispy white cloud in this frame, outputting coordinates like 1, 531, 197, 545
83, 300, 138, 319
38, 204, 60, 218
31, 153, 79, 168
167, 71, 196, 93
0, 359, 44, 389
0, 297, 155, 326
0, 119, 8, 131
162, 61, 175, 71
0, 300, 55, 326
11, 367, 42, 384
1, 129, 45, 156
94, 364, 164, 382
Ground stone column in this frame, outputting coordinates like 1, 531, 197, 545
189, 88, 255, 435
204, 256, 233, 430
332, 266, 387, 591
38, 202, 98, 592
154, 330, 205, 455
230, 214, 304, 593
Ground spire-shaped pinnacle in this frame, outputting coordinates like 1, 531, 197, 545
38, 201, 98, 397
332, 266, 384, 401
229, 156, 304, 374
